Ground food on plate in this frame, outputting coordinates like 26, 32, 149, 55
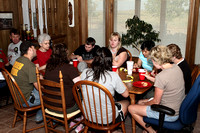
141, 82, 148, 87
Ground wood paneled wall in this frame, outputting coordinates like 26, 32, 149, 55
0, 0, 81, 55
0, 0, 20, 53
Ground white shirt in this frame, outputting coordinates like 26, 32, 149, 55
0, 72, 5, 80
7, 40, 22, 65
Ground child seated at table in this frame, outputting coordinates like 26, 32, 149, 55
134, 41, 155, 72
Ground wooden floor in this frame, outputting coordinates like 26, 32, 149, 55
0, 97, 200, 133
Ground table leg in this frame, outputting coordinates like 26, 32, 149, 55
129, 93, 136, 133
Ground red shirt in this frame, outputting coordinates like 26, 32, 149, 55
0, 49, 8, 68
33, 49, 52, 67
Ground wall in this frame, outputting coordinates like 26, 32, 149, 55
0, 0, 20, 53
0, 0, 81, 55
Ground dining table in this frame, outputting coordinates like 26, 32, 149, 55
118, 68, 153, 133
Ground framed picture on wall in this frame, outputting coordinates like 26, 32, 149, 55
0, 12, 13, 30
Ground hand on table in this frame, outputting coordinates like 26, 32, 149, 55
77, 56, 83, 62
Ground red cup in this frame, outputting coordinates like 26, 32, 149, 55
73, 59, 79, 68
138, 69, 146, 80
112, 66, 118, 72
139, 72, 145, 80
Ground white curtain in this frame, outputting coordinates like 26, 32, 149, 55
22, 0, 30, 30
31, 0, 37, 37
22, 0, 48, 35
38, 0, 44, 34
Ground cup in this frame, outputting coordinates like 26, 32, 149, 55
138, 69, 146, 80
112, 66, 118, 72
73, 59, 79, 68
126, 61, 134, 75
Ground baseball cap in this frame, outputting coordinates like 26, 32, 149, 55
20, 41, 38, 55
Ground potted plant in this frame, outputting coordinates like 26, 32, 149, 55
122, 15, 161, 51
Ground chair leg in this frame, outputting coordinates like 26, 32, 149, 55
83, 126, 88, 133
12, 110, 18, 127
23, 112, 27, 133
121, 122, 126, 133
43, 118, 48, 133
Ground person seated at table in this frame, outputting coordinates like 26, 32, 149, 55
134, 41, 155, 72
167, 43, 191, 94
109, 32, 129, 68
7, 28, 22, 67
33, 33, 52, 70
128, 45, 185, 133
44, 43, 83, 131
69, 37, 100, 64
81, 47, 130, 124
11, 41, 43, 123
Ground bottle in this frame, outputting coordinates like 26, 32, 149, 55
26, 30, 30, 41
22, 24, 26, 41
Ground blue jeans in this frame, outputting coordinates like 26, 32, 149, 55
23, 88, 43, 122
0, 80, 7, 88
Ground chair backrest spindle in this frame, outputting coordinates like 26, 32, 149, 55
72, 80, 125, 132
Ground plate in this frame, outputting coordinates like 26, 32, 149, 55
133, 81, 152, 88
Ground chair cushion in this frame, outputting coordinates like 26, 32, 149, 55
45, 108, 81, 119
143, 116, 184, 131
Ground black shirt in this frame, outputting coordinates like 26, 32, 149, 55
74, 45, 100, 60
178, 59, 191, 94
116, 47, 130, 68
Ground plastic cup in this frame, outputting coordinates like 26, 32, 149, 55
138, 69, 146, 80
126, 61, 134, 75
73, 59, 79, 68
112, 66, 118, 72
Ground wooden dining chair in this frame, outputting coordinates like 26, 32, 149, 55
191, 65, 199, 85
127, 49, 132, 61
36, 68, 83, 133
1, 67, 44, 133
72, 80, 126, 133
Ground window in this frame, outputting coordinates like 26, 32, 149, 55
114, 0, 190, 57
88, 0, 105, 47
195, 9, 200, 64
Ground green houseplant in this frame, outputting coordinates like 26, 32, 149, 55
122, 15, 161, 51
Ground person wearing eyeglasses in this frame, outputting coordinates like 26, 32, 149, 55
33, 33, 52, 70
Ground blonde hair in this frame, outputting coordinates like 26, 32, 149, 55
109, 32, 122, 50
149, 45, 172, 65
167, 43, 182, 59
